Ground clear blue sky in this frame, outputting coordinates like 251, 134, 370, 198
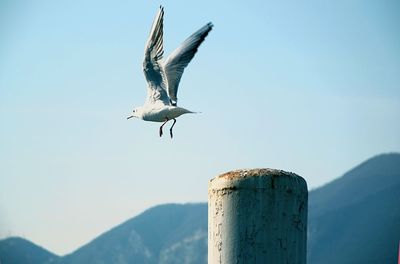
1, 0, 399, 255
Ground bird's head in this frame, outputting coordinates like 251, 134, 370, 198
127, 108, 140, 120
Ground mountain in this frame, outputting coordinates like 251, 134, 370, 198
308, 153, 400, 264
1, 153, 399, 263
59, 203, 207, 264
0, 237, 59, 264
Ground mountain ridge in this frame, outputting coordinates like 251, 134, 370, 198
0, 237, 59, 264
59, 203, 207, 264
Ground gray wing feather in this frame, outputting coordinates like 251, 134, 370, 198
163, 22, 213, 105
142, 6, 169, 105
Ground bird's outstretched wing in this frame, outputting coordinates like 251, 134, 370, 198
143, 6, 169, 105
163, 22, 213, 106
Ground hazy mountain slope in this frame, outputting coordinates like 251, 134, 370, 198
309, 153, 400, 217
59, 203, 207, 264
309, 182, 400, 263
0, 237, 59, 264
308, 153, 400, 264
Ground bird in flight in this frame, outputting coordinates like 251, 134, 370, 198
127, 6, 213, 138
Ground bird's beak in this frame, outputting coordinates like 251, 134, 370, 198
127, 115, 134, 120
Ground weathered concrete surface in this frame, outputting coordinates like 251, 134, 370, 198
208, 169, 308, 264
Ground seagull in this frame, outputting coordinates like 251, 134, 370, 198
127, 6, 213, 138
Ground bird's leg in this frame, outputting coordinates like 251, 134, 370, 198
159, 118, 169, 137
169, 118, 177, 138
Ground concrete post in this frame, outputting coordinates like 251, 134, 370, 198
208, 169, 307, 264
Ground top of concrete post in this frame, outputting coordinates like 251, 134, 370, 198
209, 168, 307, 191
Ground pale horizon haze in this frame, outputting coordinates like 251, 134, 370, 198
1, 0, 399, 255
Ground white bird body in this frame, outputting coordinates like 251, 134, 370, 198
135, 104, 193, 122
127, 6, 213, 138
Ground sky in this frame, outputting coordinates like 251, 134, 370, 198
1, 0, 399, 256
